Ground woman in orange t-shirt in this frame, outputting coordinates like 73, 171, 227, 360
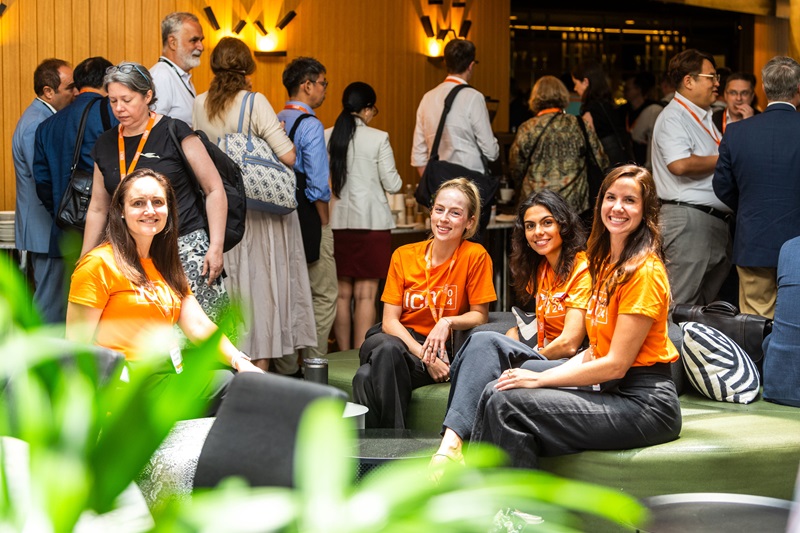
432, 189, 591, 468
352, 178, 497, 429
67, 169, 262, 412
471, 165, 681, 468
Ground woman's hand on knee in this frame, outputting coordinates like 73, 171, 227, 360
426, 359, 451, 383
495, 368, 540, 390
420, 320, 451, 364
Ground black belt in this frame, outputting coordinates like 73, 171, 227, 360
659, 199, 731, 222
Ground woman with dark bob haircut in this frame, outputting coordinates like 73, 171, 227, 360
470, 165, 682, 469
571, 60, 631, 167
431, 189, 591, 469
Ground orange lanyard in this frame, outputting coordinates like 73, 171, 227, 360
283, 104, 309, 113
674, 98, 720, 146
424, 240, 458, 323
587, 265, 612, 358
118, 112, 156, 178
445, 76, 465, 85
537, 107, 562, 117
535, 263, 554, 349
722, 112, 728, 134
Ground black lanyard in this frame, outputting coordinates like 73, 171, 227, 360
158, 58, 195, 97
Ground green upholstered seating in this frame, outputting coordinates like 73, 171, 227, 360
327, 349, 800, 500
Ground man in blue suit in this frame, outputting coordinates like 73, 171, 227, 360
33, 57, 118, 323
713, 56, 800, 319
12, 58, 76, 324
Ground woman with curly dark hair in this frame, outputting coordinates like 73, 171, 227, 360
431, 189, 590, 469
471, 165, 681, 469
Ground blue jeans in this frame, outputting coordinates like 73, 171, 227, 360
442, 331, 548, 440
763, 236, 800, 407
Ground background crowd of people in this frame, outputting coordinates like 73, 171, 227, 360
11, 8, 800, 467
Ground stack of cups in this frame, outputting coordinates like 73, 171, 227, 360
393, 193, 406, 224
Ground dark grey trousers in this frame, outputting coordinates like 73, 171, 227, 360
471, 361, 682, 468
443, 331, 548, 440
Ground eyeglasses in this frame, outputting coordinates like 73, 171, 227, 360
696, 73, 720, 83
106, 63, 150, 82
726, 89, 753, 98
308, 79, 328, 89
371, 105, 379, 116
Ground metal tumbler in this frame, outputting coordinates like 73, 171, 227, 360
304, 358, 329, 384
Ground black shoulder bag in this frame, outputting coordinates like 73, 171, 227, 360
414, 84, 499, 218
576, 115, 605, 210
288, 114, 322, 263
56, 99, 100, 232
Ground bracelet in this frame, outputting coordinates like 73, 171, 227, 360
230, 350, 251, 370
442, 317, 452, 329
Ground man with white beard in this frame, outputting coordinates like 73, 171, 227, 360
150, 12, 205, 126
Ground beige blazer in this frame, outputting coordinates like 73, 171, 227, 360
325, 118, 403, 230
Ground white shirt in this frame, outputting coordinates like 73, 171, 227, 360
651, 91, 729, 211
150, 57, 196, 126
411, 75, 499, 174
629, 102, 663, 170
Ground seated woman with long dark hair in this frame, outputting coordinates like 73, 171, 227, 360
432, 189, 591, 466
352, 178, 497, 429
67, 169, 262, 411
471, 165, 681, 468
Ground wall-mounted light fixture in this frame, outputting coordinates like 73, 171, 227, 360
276, 10, 296, 30
458, 20, 472, 38
254, 20, 268, 36
428, 0, 443, 4
420, 16, 435, 38
453, 1, 466, 6
233, 20, 247, 34
203, 6, 220, 30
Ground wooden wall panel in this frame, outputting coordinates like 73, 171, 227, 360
0, 0, 510, 209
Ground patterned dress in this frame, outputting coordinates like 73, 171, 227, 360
509, 112, 609, 213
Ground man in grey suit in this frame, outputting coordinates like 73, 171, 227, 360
12, 58, 76, 323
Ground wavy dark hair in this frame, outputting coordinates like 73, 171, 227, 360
206, 37, 256, 122
586, 164, 663, 299
329, 82, 377, 198
572, 59, 613, 107
510, 190, 586, 305
105, 168, 189, 298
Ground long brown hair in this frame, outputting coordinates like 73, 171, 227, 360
510, 190, 586, 305
205, 37, 256, 122
586, 164, 663, 298
105, 168, 189, 298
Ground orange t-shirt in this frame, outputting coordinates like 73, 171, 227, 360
382, 239, 497, 336
69, 243, 185, 361
585, 253, 678, 367
534, 251, 591, 349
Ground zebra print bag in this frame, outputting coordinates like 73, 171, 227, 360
680, 322, 760, 404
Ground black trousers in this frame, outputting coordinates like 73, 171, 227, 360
352, 325, 451, 429
471, 361, 682, 468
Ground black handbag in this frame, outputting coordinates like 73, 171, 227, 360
414, 84, 498, 230
672, 300, 773, 366
575, 115, 605, 210
56, 99, 98, 232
